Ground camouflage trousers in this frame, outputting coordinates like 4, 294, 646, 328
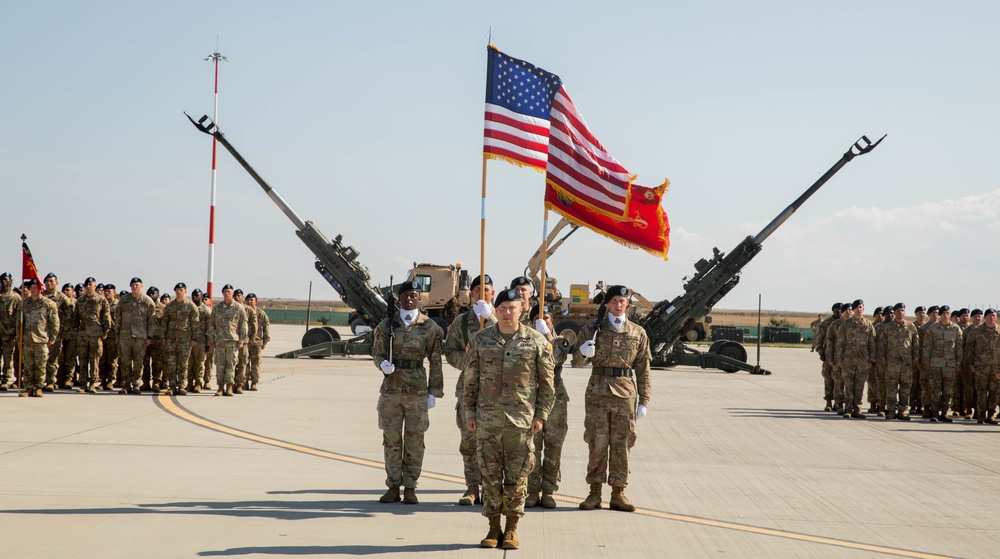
910, 367, 923, 410
45, 335, 62, 386
22, 341, 48, 390
584, 393, 637, 488
100, 335, 119, 387
58, 335, 77, 386
214, 342, 238, 386
164, 339, 192, 390
119, 336, 146, 388
927, 366, 957, 414
820, 361, 834, 401
884, 363, 914, 414
76, 337, 103, 385
953, 367, 975, 413
143, 337, 164, 387
247, 342, 262, 385
866, 365, 879, 406
841, 361, 869, 413
235, 343, 249, 389
377, 392, 429, 488
0, 333, 15, 385
920, 366, 933, 410
832, 365, 845, 408
187, 343, 206, 389
203, 346, 214, 387
477, 422, 534, 518
975, 366, 999, 417
454, 402, 481, 486
528, 397, 568, 494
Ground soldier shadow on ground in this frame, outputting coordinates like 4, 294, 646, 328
725, 408, 856, 420
198, 543, 470, 556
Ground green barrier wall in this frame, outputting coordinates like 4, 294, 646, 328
262, 308, 350, 326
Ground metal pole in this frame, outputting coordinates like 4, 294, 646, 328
305, 281, 312, 331
204, 48, 228, 307
756, 293, 762, 368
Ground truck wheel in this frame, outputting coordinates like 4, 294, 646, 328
431, 316, 449, 337
554, 321, 581, 348
684, 329, 699, 342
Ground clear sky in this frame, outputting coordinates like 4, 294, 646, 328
2, 2, 998, 312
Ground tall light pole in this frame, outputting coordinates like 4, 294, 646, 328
204, 49, 228, 306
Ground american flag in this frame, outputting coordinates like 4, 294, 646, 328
483, 46, 632, 218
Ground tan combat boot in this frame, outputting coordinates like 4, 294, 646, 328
215, 385, 224, 397
85, 382, 96, 394
379, 486, 401, 503
34, 387, 44, 398
402, 487, 418, 504
224, 384, 234, 397
501, 515, 520, 550
480, 515, 502, 548
540, 492, 556, 509
18, 389, 28, 397
524, 491, 540, 508
579, 482, 602, 510
609, 486, 636, 512
458, 485, 478, 506
233, 385, 243, 395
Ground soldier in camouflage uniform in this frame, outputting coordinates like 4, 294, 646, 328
922, 305, 962, 422
916, 305, 939, 417
464, 288, 554, 550
60, 282, 80, 387
970, 309, 1000, 424
116, 278, 155, 394
244, 294, 269, 390
41, 273, 73, 391
19, 279, 58, 398
957, 308, 982, 419
825, 302, 852, 414
810, 314, 823, 352
187, 289, 212, 393
372, 280, 444, 505
74, 277, 111, 393
574, 285, 652, 512
867, 307, 885, 413
814, 304, 841, 411
141, 286, 163, 391
0, 272, 22, 390
444, 274, 496, 506
161, 283, 199, 395
836, 299, 876, 419
877, 303, 919, 420
233, 289, 253, 394
99, 284, 119, 390
208, 284, 247, 397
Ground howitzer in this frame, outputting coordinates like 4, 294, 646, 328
186, 113, 388, 358
639, 134, 885, 374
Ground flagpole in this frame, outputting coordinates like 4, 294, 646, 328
479, 158, 487, 328
538, 207, 549, 322
17, 234, 26, 395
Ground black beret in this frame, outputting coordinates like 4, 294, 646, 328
528, 304, 551, 321
873, 307, 883, 315
852, 299, 864, 308
927, 305, 939, 313
130, 277, 142, 285
0, 272, 10, 280
160, 294, 170, 302
893, 302, 905, 311
986, 308, 996, 316
494, 288, 519, 307
44, 273, 57, 280
958, 308, 970, 316
939, 305, 951, 313
96, 283, 105, 289
509, 276, 532, 289
246, 293, 257, 300
397, 280, 420, 295
470, 274, 493, 289
882, 306, 892, 316
971, 308, 983, 317
174, 282, 186, 290
74, 284, 83, 290
191, 288, 203, 295
105, 284, 115, 290
62, 283, 73, 290
606, 285, 629, 299
24, 278, 39, 287
233, 289, 244, 296
146, 287, 158, 295
84, 277, 96, 285
914, 306, 925, 313
221, 284, 234, 291
119, 290, 127, 296
841, 302, 853, 310
831, 302, 842, 311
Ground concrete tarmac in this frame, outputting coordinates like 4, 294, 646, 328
2, 324, 998, 559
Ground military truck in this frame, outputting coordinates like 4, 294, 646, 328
350, 262, 471, 335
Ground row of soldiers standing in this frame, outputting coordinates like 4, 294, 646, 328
816, 299, 1000, 423
0, 273, 270, 397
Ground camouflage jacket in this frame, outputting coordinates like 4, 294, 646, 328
574, 316, 652, 406
372, 311, 444, 397
837, 315, 876, 364
444, 310, 497, 397
44, 289, 74, 340
825, 317, 847, 364
815, 315, 837, 361
921, 321, 963, 368
463, 323, 555, 430
244, 303, 257, 344
106, 298, 118, 340
249, 307, 270, 345
74, 293, 111, 338
971, 324, 1000, 369
22, 296, 59, 344
961, 323, 981, 368
149, 302, 166, 338
116, 293, 156, 339
208, 300, 247, 344
876, 319, 919, 366
193, 303, 212, 344
0, 289, 22, 337
162, 299, 199, 341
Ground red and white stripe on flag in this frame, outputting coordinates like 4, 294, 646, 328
483, 103, 551, 171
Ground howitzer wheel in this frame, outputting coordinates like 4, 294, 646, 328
684, 329, 700, 342
350, 318, 370, 336
554, 321, 581, 349
301, 327, 342, 359
711, 340, 747, 373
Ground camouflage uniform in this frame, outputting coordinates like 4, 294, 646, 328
463, 323, 554, 518
161, 298, 199, 391
915, 321, 936, 413
826, 317, 848, 412
188, 301, 212, 390
21, 296, 59, 391
528, 335, 571, 496
971, 324, 1000, 422
575, 317, 652, 488
877, 319, 919, 416
870, 320, 886, 412
115, 293, 155, 389
247, 306, 270, 387
922, 321, 963, 417
0, 288, 22, 387
444, 310, 497, 489
43, 289, 73, 388
208, 300, 247, 388
836, 315, 876, 415
235, 302, 252, 389
957, 323, 977, 415
371, 312, 444, 489
100, 296, 120, 388
143, 300, 166, 389
815, 315, 837, 405
74, 293, 111, 388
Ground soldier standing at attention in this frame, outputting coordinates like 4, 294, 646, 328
208, 284, 246, 397
99, 284, 119, 390
74, 277, 111, 394
815, 303, 842, 411
142, 286, 162, 391
958, 309, 982, 419
867, 307, 885, 414
0, 272, 22, 391
574, 285, 652, 512
878, 303, 919, 420
60, 282, 80, 388
161, 283, 199, 396
837, 299, 876, 419
233, 289, 253, 394
42, 273, 73, 391
371, 280, 444, 505
19, 279, 58, 398
810, 314, 823, 352
244, 294, 269, 391
464, 288, 554, 550
444, 274, 495, 506
187, 289, 212, 393
971, 309, 1000, 424
916, 305, 939, 417
922, 305, 962, 422
116, 278, 155, 394
826, 302, 852, 414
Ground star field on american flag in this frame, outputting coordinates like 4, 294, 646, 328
487, 52, 562, 119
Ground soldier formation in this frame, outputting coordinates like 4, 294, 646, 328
374, 274, 651, 550
0, 273, 269, 398
816, 300, 1000, 423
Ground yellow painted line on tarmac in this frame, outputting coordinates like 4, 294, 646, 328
156, 393, 957, 559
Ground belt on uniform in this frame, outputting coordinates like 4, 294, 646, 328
392, 358, 423, 369
592, 367, 633, 377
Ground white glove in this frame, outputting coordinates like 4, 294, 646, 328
427, 394, 436, 409
579, 340, 596, 358
379, 360, 396, 375
473, 300, 492, 320
534, 318, 550, 335
636, 404, 647, 420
